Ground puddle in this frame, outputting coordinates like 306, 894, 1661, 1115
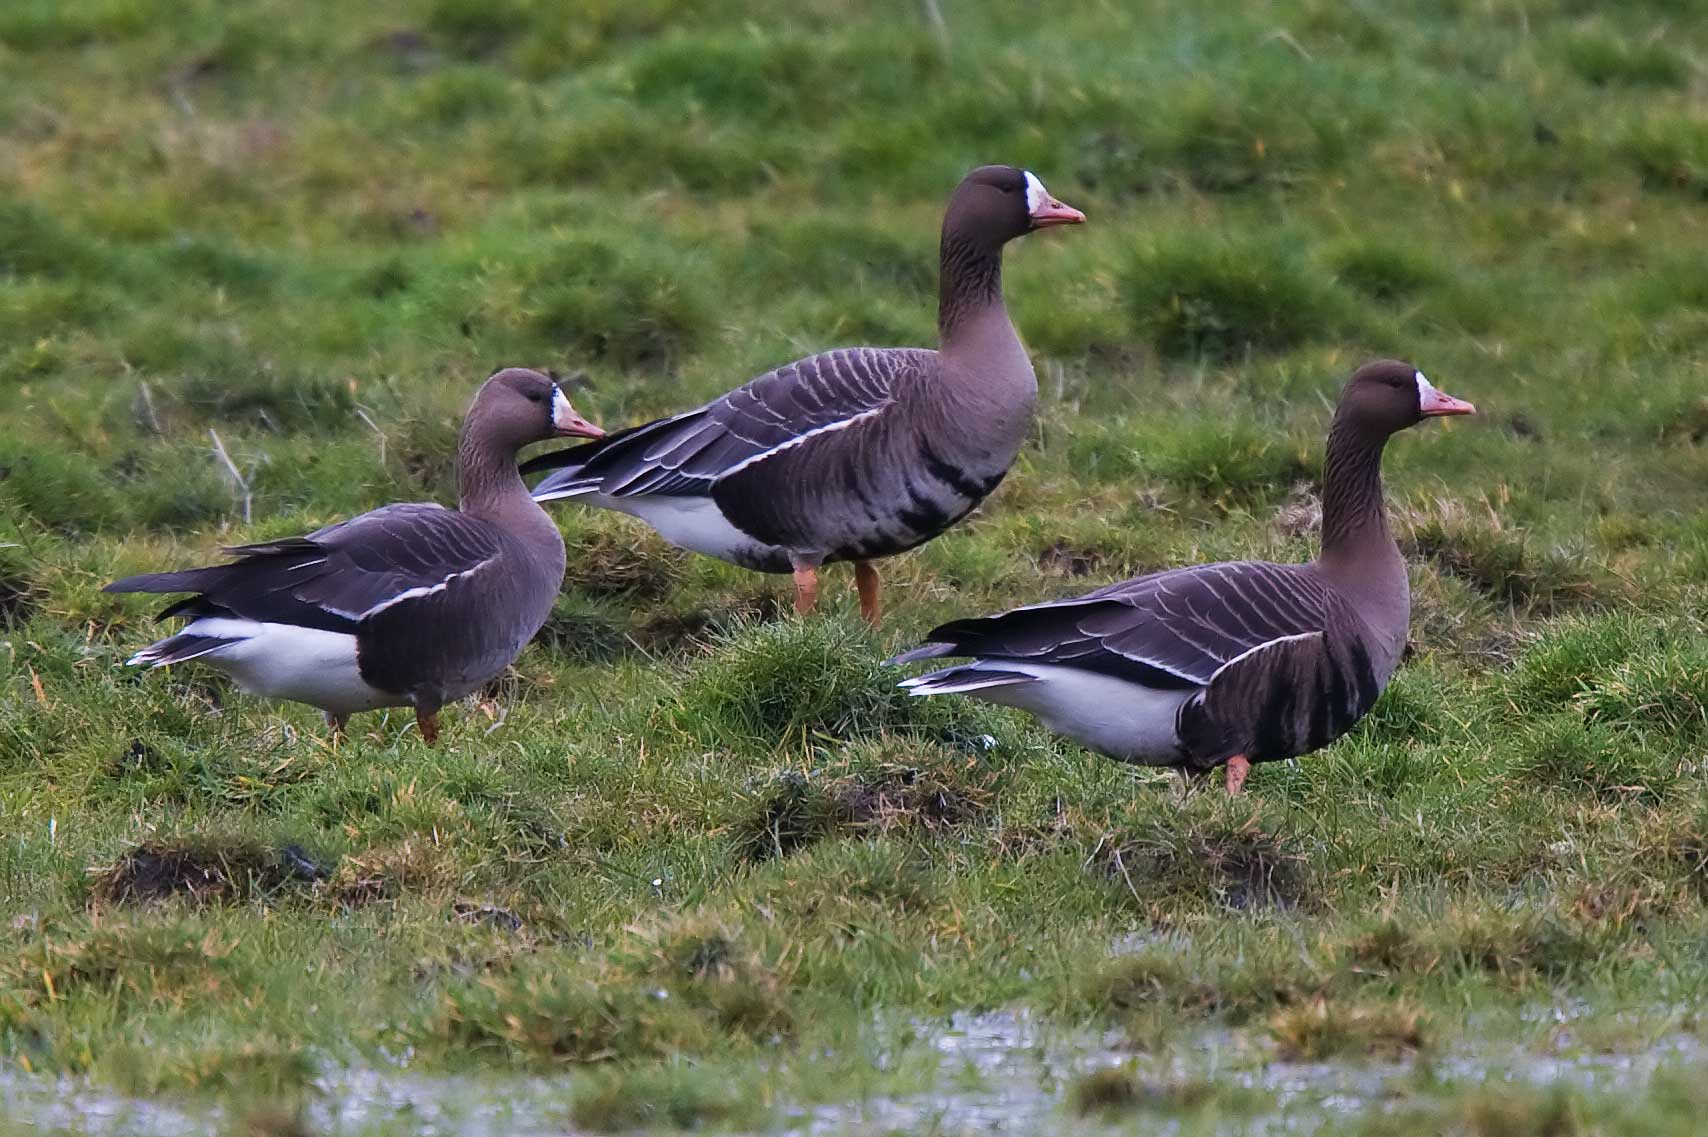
3, 1007, 1703, 1136
0, 1073, 205, 1137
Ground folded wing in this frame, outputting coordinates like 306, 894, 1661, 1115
106, 503, 503, 631
894, 561, 1335, 690
523, 347, 922, 499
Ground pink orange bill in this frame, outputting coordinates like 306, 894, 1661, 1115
1030, 198, 1086, 227
1416, 372, 1475, 417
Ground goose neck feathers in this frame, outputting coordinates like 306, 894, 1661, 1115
936, 164, 1082, 347
458, 368, 598, 536
1317, 359, 1472, 586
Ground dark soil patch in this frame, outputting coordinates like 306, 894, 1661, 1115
1097, 813, 1308, 912
632, 592, 786, 655
733, 757, 995, 862
0, 569, 34, 625
538, 593, 785, 664
92, 840, 324, 906
1038, 540, 1103, 577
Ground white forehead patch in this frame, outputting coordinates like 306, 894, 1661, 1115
1023, 170, 1047, 214
551, 386, 575, 430
1414, 370, 1437, 400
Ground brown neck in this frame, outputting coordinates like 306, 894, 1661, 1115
937, 224, 1006, 347
457, 426, 544, 532
1318, 418, 1393, 571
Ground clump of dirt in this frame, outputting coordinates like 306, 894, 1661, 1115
1270, 482, 1322, 540
1659, 395, 1708, 446
632, 592, 786, 655
0, 568, 35, 626
91, 840, 324, 906
1069, 1069, 1214, 1118
1038, 540, 1104, 577
563, 529, 687, 599
452, 901, 524, 932
732, 754, 996, 863
1097, 810, 1308, 913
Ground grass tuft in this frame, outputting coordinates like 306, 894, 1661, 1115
1398, 498, 1612, 612
561, 524, 687, 599
680, 618, 973, 744
1510, 713, 1676, 801
435, 918, 792, 1064
1266, 997, 1428, 1061
1126, 234, 1352, 360
1561, 27, 1686, 89
524, 236, 713, 372
570, 1062, 756, 1132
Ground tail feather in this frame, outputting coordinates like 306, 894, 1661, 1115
898, 665, 1037, 697
885, 641, 956, 667
128, 631, 244, 668
156, 595, 221, 622
518, 435, 610, 477
105, 568, 222, 596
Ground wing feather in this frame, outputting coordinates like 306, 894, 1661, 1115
523, 347, 928, 500
895, 562, 1335, 690
105, 503, 502, 631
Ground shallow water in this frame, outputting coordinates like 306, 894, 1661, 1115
4, 1006, 1703, 1136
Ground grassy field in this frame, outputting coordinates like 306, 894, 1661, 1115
5, 0, 1708, 1131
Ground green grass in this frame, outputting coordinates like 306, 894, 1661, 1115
5, 0, 1708, 1131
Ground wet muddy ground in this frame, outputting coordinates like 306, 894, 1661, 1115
7, 1008, 1702, 1136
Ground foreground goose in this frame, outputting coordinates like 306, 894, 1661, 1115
106, 368, 604, 743
522, 165, 1085, 626
891, 361, 1474, 793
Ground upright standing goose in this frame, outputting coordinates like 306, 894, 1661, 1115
521, 165, 1085, 627
890, 361, 1475, 793
105, 368, 605, 743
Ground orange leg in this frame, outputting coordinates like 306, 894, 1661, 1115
854, 562, 881, 628
1224, 754, 1251, 795
792, 564, 820, 616
416, 707, 441, 747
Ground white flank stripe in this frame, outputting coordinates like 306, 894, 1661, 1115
719, 405, 889, 478
1208, 631, 1324, 682
360, 557, 495, 618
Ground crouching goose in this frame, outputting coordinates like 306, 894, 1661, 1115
522, 165, 1085, 627
890, 360, 1475, 793
106, 368, 604, 744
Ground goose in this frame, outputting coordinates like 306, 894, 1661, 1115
106, 368, 605, 744
521, 165, 1085, 627
890, 360, 1475, 793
